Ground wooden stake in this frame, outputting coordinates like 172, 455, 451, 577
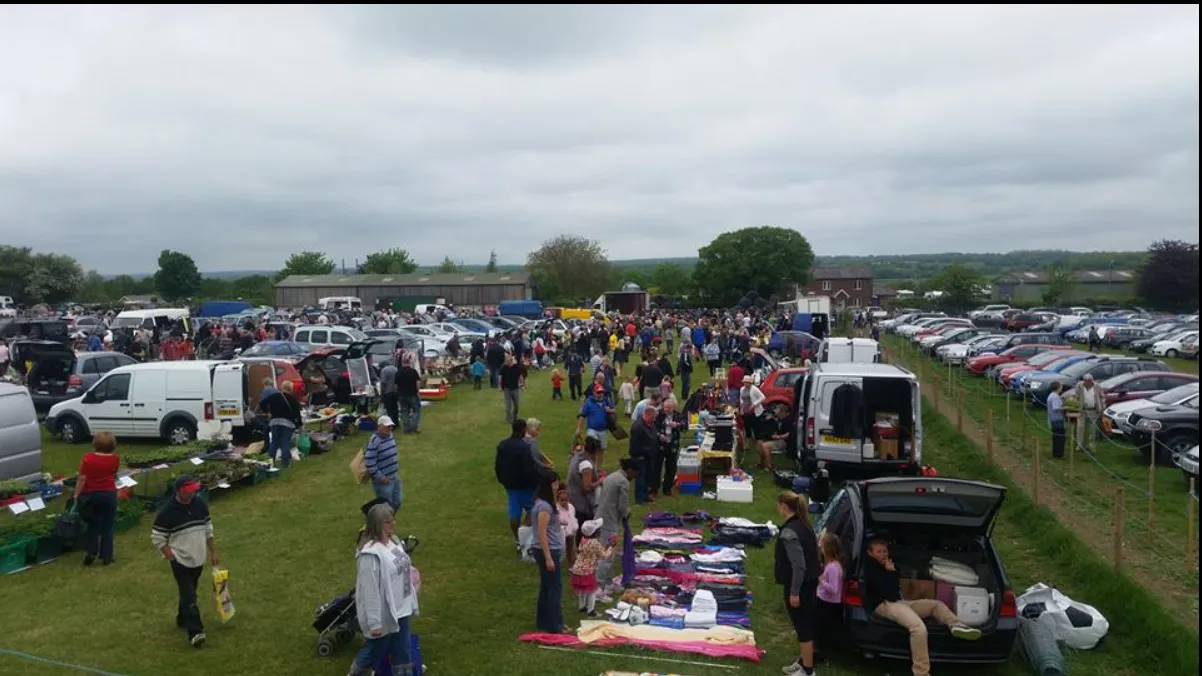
1113, 488, 1125, 572
1148, 431, 1157, 528
1188, 479, 1196, 574
986, 409, 994, 463
1033, 438, 1041, 506
1020, 409, 1027, 452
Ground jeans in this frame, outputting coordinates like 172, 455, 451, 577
170, 560, 205, 637
80, 490, 117, 562
504, 388, 521, 423
382, 392, 400, 425
1082, 411, 1101, 450
269, 424, 294, 468
373, 474, 403, 511
535, 549, 565, 632
399, 395, 421, 433
352, 615, 412, 672
472, 376, 483, 390
632, 455, 650, 503
488, 366, 500, 388
661, 448, 678, 494
680, 370, 691, 401
1051, 421, 1066, 459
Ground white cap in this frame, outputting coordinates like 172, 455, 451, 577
376, 415, 396, 427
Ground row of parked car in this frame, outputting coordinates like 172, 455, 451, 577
882, 312, 1199, 484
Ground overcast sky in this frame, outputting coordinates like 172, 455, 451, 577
0, 5, 1197, 274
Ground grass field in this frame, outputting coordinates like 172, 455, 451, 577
0, 369, 1192, 676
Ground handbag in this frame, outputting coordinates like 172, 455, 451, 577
606, 413, 628, 440
54, 502, 81, 541
350, 447, 370, 484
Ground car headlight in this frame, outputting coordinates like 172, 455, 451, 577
1136, 419, 1162, 431
1028, 381, 1044, 390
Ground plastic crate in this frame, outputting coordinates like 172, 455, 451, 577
678, 481, 703, 496
0, 537, 33, 575
30, 536, 63, 564
675, 473, 701, 485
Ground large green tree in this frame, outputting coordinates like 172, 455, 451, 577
1136, 240, 1198, 312
360, 248, 417, 275
526, 235, 612, 303
927, 263, 985, 313
694, 226, 814, 306
1041, 268, 1076, 306
651, 263, 694, 296
153, 249, 202, 301
24, 252, 84, 305
485, 249, 498, 273
278, 251, 336, 281
0, 246, 35, 304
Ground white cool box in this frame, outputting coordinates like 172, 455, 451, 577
716, 476, 754, 503
954, 586, 992, 627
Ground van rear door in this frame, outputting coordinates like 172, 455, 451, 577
211, 362, 246, 426
815, 376, 864, 464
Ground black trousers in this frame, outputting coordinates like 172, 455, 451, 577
382, 392, 399, 425
646, 447, 664, 496
171, 561, 205, 636
661, 446, 678, 493
568, 374, 583, 400
680, 371, 691, 401
1051, 421, 1066, 458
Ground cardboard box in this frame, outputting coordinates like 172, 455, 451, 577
901, 578, 936, 601
877, 437, 900, 460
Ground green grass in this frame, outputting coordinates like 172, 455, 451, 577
0, 371, 1185, 676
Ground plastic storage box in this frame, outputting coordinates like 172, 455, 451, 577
954, 585, 991, 627
716, 476, 753, 503
678, 481, 703, 495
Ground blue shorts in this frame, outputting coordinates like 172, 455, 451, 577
506, 489, 535, 521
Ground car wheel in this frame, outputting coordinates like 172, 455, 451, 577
1162, 435, 1195, 467
1166, 349, 1179, 358
166, 419, 196, 446
59, 417, 85, 444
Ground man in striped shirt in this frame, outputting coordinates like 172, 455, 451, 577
365, 415, 401, 511
151, 475, 220, 648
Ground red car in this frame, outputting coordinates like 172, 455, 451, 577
1002, 313, 1047, 332
997, 351, 1088, 387
1096, 371, 1199, 407
758, 367, 808, 416
965, 344, 1069, 375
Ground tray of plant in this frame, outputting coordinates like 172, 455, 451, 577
0, 480, 33, 506
114, 498, 146, 533
192, 460, 255, 492
0, 514, 56, 571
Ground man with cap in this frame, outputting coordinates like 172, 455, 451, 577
151, 475, 220, 647
365, 416, 402, 511
575, 384, 614, 466
1073, 374, 1105, 451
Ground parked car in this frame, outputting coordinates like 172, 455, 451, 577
1093, 371, 1199, 407
768, 331, 822, 360
1102, 326, 1157, 350
1008, 353, 1096, 397
921, 328, 995, 356
995, 350, 1088, 388
293, 325, 369, 351
939, 335, 1007, 364
1124, 398, 1199, 465
239, 340, 309, 359
13, 341, 139, 411
1175, 445, 1199, 486
965, 344, 1069, 376
967, 332, 1065, 358
1002, 313, 1047, 332
1150, 331, 1199, 359
757, 367, 808, 416
1103, 382, 1199, 436
817, 477, 1018, 665
1025, 356, 1171, 406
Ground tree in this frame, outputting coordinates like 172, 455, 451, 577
24, 253, 84, 305
435, 256, 464, 274
927, 263, 984, 313
485, 249, 498, 273
278, 251, 336, 281
526, 235, 613, 303
78, 270, 110, 303
694, 226, 814, 306
651, 263, 694, 296
1136, 240, 1199, 312
1042, 268, 1075, 306
153, 249, 202, 301
359, 248, 417, 275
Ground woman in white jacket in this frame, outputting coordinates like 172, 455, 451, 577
348, 504, 418, 676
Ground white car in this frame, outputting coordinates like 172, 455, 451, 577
1150, 331, 1199, 358
968, 304, 1011, 319
936, 334, 1003, 364
1175, 445, 1198, 485
397, 324, 456, 343
1103, 382, 1200, 436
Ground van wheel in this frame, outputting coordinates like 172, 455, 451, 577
59, 418, 86, 444
165, 420, 196, 445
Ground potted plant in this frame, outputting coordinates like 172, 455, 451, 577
114, 498, 145, 533
0, 480, 32, 506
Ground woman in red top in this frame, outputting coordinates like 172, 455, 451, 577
75, 431, 120, 566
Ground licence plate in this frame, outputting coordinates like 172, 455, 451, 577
822, 435, 854, 445
216, 407, 239, 417
1102, 418, 1113, 434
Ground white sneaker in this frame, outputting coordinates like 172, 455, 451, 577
951, 624, 983, 641
781, 660, 802, 675
190, 632, 206, 647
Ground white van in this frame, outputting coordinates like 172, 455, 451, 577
294, 325, 369, 350
0, 295, 15, 318
794, 363, 922, 473
110, 308, 190, 331
45, 361, 246, 445
819, 337, 881, 364
0, 382, 41, 481
318, 296, 363, 312
413, 303, 453, 317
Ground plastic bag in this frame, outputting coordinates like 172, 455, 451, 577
517, 525, 536, 563
212, 567, 235, 623
1017, 582, 1108, 650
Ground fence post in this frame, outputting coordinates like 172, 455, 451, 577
986, 409, 994, 463
1113, 488, 1125, 572
1020, 408, 1027, 452
1006, 391, 1011, 423
1033, 438, 1041, 506
1188, 480, 1196, 574
1148, 430, 1157, 528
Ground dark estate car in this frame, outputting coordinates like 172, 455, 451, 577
1024, 356, 1170, 406
11, 340, 137, 410
817, 477, 1018, 665
1125, 398, 1199, 466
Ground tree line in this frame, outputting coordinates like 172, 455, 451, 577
0, 236, 1194, 313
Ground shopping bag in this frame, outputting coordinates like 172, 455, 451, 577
54, 502, 82, 541
350, 448, 370, 484
517, 525, 536, 563
212, 567, 235, 623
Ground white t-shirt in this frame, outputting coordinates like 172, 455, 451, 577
0, 345, 9, 363
1081, 386, 1097, 410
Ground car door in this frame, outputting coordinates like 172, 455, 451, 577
816, 376, 864, 463
82, 372, 133, 435
308, 328, 329, 347
1112, 375, 1161, 404
129, 368, 167, 436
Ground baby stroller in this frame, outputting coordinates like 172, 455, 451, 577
313, 535, 420, 658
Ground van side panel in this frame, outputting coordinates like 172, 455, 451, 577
131, 369, 168, 436
0, 388, 42, 481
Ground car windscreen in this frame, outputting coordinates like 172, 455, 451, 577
1150, 383, 1200, 404
869, 495, 997, 520
1058, 359, 1102, 379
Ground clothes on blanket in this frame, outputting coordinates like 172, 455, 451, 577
633, 528, 705, 545
689, 547, 746, 564
643, 511, 684, 528
684, 589, 718, 628
576, 619, 757, 647
681, 510, 715, 524
519, 629, 765, 663
710, 523, 776, 548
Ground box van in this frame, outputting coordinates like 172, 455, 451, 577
110, 308, 190, 332
497, 300, 543, 319
793, 363, 922, 474
413, 303, 453, 316
294, 325, 369, 350
0, 382, 42, 481
820, 338, 881, 364
45, 361, 246, 445
318, 296, 362, 312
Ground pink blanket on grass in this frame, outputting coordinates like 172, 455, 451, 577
518, 632, 765, 663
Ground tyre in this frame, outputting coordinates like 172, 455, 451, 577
1166, 349, 1179, 359
316, 639, 335, 657
335, 626, 355, 644
1161, 434, 1195, 467
59, 417, 86, 445
164, 419, 196, 446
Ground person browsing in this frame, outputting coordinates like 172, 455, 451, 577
575, 385, 614, 465
75, 432, 120, 567
365, 416, 402, 511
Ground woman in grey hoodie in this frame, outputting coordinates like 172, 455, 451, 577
348, 504, 418, 676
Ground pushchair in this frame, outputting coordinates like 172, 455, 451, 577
313, 535, 420, 658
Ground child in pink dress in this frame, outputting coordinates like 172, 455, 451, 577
557, 487, 578, 567
570, 518, 614, 616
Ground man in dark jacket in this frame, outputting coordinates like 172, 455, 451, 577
864, 539, 981, 676
677, 343, 694, 401
628, 405, 662, 504
485, 339, 506, 388
495, 419, 542, 550
565, 350, 585, 400
638, 359, 663, 401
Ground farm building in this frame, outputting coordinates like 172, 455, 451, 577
274, 272, 536, 310
990, 270, 1134, 302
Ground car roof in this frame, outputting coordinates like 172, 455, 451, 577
813, 363, 913, 378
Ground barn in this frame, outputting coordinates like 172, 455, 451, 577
273, 272, 535, 310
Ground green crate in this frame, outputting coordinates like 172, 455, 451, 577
30, 536, 63, 564
0, 537, 34, 575
114, 513, 142, 534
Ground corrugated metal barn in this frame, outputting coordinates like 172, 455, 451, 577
274, 272, 535, 309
